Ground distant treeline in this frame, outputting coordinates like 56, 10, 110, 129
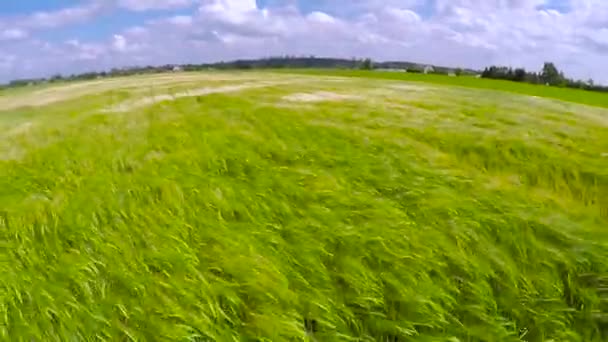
481, 62, 607, 92
0, 57, 368, 88
2, 57, 605, 93
0, 57, 470, 89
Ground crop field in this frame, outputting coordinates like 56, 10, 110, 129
286, 69, 608, 109
1, 71, 607, 341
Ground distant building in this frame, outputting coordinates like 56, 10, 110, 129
172, 66, 183, 72
375, 68, 407, 73
423, 65, 435, 74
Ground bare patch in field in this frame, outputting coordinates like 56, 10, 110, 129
389, 84, 429, 92
523, 95, 608, 127
144, 150, 166, 162
0, 73, 301, 111
485, 173, 523, 190
103, 82, 287, 112
576, 109, 608, 127
1, 122, 35, 161
6, 122, 34, 137
0, 146, 25, 161
283, 91, 360, 103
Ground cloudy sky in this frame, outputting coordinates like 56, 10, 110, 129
0, 0, 606, 83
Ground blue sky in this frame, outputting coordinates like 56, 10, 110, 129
1, 0, 607, 83
2, 1, 76, 14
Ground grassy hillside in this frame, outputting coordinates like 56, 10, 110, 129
1, 72, 607, 341
282, 69, 608, 109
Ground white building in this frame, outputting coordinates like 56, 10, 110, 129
375, 68, 407, 73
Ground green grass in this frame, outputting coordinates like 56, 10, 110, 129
1, 73, 607, 341
280, 69, 608, 109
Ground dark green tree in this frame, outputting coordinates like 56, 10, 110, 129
360, 58, 373, 70
49, 74, 64, 83
513, 68, 526, 82
541, 62, 562, 86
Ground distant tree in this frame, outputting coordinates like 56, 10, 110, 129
455, 68, 463, 76
541, 62, 562, 86
481, 66, 502, 79
557, 71, 568, 86
513, 68, 526, 82
481, 67, 490, 78
360, 58, 373, 70
506, 67, 514, 80
567, 78, 586, 89
49, 74, 63, 83
525, 71, 542, 84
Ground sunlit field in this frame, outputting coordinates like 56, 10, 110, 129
287, 69, 608, 108
1, 71, 607, 341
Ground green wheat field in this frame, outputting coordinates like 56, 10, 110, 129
1, 71, 607, 341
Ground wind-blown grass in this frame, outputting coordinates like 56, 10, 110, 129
281, 69, 608, 109
1, 73, 607, 341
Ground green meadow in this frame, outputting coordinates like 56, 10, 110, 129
1, 72, 607, 341
285, 69, 608, 109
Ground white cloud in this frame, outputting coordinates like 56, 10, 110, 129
307, 11, 336, 24
0, 29, 28, 41
201, 0, 258, 13
63, 39, 107, 61
388, 8, 421, 21
2, 0, 608, 84
112, 34, 128, 52
312, 0, 424, 16
199, 0, 260, 23
24, 2, 107, 28
434, 0, 546, 13
166, 15, 193, 26
117, 0, 194, 11
0, 0, 193, 35
124, 26, 148, 36
0, 54, 16, 69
